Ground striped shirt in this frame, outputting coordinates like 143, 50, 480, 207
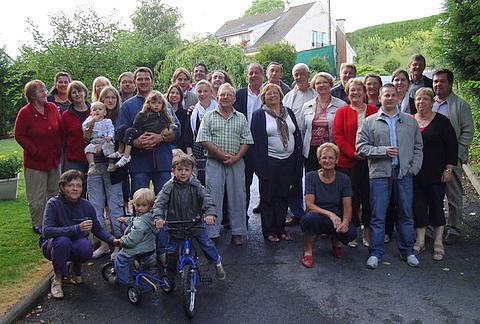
196, 107, 254, 158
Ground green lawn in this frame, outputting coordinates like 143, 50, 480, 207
0, 139, 45, 285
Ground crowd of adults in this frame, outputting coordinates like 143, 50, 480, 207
13, 53, 473, 297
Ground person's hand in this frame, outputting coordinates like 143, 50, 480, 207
441, 169, 453, 183
223, 154, 239, 166
105, 136, 112, 143
79, 219, 93, 233
113, 239, 122, 247
354, 153, 365, 160
336, 220, 349, 233
187, 105, 195, 114
155, 219, 166, 229
386, 146, 399, 158
204, 215, 215, 225
118, 217, 125, 223
143, 132, 164, 149
329, 213, 342, 229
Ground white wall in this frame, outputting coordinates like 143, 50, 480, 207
283, 1, 333, 52
225, 19, 277, 46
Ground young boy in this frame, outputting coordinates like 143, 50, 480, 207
153, 153, 226, 281
111, 188, 158, 285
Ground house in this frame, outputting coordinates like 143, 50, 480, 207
213, 0, 356, 73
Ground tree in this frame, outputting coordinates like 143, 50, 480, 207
0, 47, 21, 138
253, 42, 296, 86
156, 38, 247, 91
244, 0, 284, 17
356, 65, 387, 76
383, 58, 400, 74
308, 57, 334, 75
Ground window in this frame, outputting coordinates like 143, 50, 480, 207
320, 32, 326, 46
312, 30, 317, 47
241, 33, 251, 44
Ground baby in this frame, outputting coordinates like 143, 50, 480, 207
82, 102, 115, 175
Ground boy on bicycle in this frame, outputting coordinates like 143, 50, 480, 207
153, 153, 226, 282
110, 188, 158, 285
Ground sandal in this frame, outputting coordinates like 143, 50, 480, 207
432, 243, 445, 261
266, 234, 280, 243
280, 233, 293, 241
301, 255, 313, 268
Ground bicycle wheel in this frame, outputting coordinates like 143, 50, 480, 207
127, 285, 142, 305
101, 262, 115, 282
182, 263, 197, 319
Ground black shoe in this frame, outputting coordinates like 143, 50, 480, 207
32, 226, 42, 235
252, 205, 261, 214
445, 233, 460, 245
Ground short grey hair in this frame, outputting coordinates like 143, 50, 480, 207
218, 83, 236, 96
292, 63, 310, 74
247, 63, 264, 74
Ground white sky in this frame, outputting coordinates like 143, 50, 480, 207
1, 0, 444, 58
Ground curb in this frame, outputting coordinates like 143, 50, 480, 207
0, 272, 53, 324
463, 164, 480, 197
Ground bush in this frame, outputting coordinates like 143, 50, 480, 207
308, 57, 333, 74
383, 58, 400, 74
356, 65, 387, 77
0, 153, 22, 179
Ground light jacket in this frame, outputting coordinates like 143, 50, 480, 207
299, 95, 346, 158
119, 212, 157, 258
356, 109, 423, 179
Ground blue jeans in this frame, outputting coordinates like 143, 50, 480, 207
114, 250, 155, 285
167, 225, 221, 264
86, 163, 124, 238
369, 168, 415, 258
131, 171, 171, 195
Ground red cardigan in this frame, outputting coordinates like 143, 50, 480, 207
60, 106, 89, 162
14, 102, 63, 170
334, 104, 378, 168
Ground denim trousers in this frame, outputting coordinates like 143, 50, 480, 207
114, 250, 155, 285
369, 168, 415, 258
86, 163, 124, 238
42, 236, 92, 277
130, 171, 172, 196
167, 226, 221, 264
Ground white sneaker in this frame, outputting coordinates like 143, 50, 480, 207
366, 256, 379, 269
92, 245, 110, 259
115, 155, 131, 168
405, 254, 420, 267
51, 279, 63, 299
108, 151, 123, 159
216, 263, 226, 280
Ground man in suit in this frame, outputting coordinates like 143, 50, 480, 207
234, 63, 265, 217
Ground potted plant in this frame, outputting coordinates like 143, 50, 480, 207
0, 153, 22, 200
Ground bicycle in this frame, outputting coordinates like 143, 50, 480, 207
101, 250, 173, 305
166, 217, 205, 319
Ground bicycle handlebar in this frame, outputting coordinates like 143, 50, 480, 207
165, 217, 201, 225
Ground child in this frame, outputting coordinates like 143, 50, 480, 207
82, 102, 115, 175
111, 188, 158, 285
153, 153, 226, 282
110, 91, 176, 168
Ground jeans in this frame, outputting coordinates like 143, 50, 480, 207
86, 163, 124, 238
131, 171, 171, 195
167, 226, 221, 264
42, 236, 92, 277
369, 168, 415, 258
114, 250, 155, 285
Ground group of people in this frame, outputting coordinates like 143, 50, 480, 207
13, 53, 473, 299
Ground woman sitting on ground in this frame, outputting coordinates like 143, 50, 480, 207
300, 143, 357, 268
41, 170, 115, 299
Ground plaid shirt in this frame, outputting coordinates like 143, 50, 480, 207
196, 107, 253, 158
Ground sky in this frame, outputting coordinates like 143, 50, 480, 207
1, 0, 445, 58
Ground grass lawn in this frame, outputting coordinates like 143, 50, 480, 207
0, 138, 46, 286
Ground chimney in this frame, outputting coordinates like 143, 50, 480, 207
336, 19, 345, 33
284, 0, 290, 12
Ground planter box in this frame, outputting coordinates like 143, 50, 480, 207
0, 173, 19, 200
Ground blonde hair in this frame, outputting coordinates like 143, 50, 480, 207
24, 80, 47, 103
92, 76, 112, 102
90, 101, 106, 116
171, 68, 191, 84
345, 79, 367, 96
141, 90, 175, 127
310, 72, 334, 88
99, 86, 122, 122
132, 188, 155, 207
316, 142, 340, 160
414, 87, 434, 101
172, 152, 195, 169
195, 80, 214, 94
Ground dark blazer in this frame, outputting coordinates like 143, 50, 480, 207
415, 113, 458, 185
250, 107, 303, 181
408, 97, 417, 115
234, 87, 248, 117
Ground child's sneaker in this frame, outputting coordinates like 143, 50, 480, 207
108, 151, 123, 159
115, 155, 131, 168
87, 164, 96, 175
215, 263, 226, 280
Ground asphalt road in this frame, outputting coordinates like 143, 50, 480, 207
21, 177, 480, 323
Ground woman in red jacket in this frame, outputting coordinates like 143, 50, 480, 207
14, 80, 63, 234
333, 79, 378, 247
60, 81, 91, 177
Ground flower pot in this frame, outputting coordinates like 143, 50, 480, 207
0, 173, 19, 200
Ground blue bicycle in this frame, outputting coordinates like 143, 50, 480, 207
166, 217, 204, 319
